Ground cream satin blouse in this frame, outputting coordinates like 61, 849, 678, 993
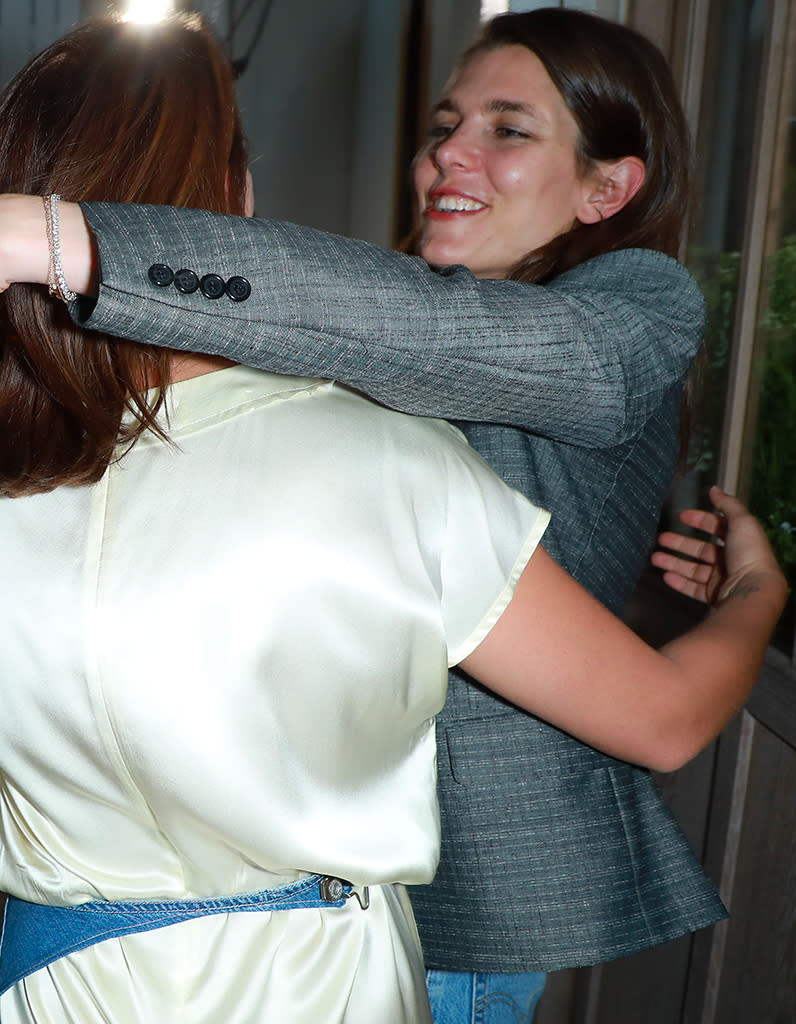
0, 366, 548, 1022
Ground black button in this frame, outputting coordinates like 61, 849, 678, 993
226, 276, 251, 302
148, 263, 174, 287
200, 273, 226, 300
173, 268, 199, 294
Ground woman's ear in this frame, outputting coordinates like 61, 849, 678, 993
576, 156, 646, 224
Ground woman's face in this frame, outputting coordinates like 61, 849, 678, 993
413, 45, 595, 279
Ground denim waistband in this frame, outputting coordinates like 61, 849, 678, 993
0, 873, 367, 996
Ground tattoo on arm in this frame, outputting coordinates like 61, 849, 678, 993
727, 581, 762, 601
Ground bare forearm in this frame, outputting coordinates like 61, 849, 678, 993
657, 570, 787, 765
461, 542, 786, 774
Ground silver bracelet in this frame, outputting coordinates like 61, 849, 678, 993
43, 193, 77, 303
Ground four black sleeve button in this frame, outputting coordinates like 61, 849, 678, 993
148, 263, 174, 287
173, 268, 200, 293
147, 264, 251, 303
226, 276, 252, 302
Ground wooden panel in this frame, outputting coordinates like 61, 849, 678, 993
683, 646, 796, 1023
535, 969, 577, 1024
588, 939, 693, 1024
748, 653, 796, 747
705, 718, 796, 1023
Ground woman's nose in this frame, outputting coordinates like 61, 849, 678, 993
433, 126, 479, 171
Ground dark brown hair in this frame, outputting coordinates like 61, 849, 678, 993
0, 14, 248, 495
409, 8, 691, 284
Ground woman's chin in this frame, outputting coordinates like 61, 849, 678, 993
420, 240, 471, 271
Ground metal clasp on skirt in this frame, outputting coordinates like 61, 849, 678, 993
320, 876, 370, 910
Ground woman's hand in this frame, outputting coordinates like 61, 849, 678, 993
652, 485, 787, 608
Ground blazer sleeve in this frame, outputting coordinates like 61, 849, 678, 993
75, 202, 705, 447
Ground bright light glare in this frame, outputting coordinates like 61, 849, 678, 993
480, 0, 510, 19
122, 0, 176, 24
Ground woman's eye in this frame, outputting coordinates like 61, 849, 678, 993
428, 122, 456, 139
495, 125, 529, 140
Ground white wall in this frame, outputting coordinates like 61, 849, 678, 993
233, 0, 384, 239
232, 0, 480, 243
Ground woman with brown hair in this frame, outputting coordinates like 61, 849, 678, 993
0, 14, 249, 494
0, 10, 787, 1024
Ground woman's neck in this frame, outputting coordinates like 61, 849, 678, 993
166, 353, 237, 383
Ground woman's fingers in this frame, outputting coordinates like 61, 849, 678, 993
656, 530, 721, 565
676, 507, 724, 536
652, 493, 728, 605
650, 549, 716, 582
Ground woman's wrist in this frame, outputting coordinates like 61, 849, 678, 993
0, 193, 95, 297
720, 567, 788, 609
0, 194, 50, 290
58, 198, 96, 297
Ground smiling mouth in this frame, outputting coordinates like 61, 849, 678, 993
428, 194, 487, 213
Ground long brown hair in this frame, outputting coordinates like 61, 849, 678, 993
408, 8, 691, 284
0, 15, 249, 495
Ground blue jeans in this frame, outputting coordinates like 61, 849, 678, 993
426, 969, 546, 1024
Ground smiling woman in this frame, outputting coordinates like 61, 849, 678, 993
413, 45, 645, 278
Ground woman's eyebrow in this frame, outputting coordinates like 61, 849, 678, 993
486, 98, 546, 121
430, 97, 458, 116
431, 96, 547, 122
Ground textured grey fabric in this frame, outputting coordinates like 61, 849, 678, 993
75, 203, 725, 971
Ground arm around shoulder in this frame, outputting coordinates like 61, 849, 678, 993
0, 196, 706, 442
75, 203, 701, 441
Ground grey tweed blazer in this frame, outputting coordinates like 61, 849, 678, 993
75, 203, 726, 971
